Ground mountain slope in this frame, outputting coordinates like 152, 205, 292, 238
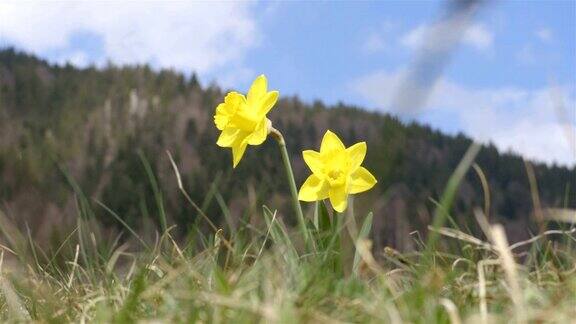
0, 48, 573, 249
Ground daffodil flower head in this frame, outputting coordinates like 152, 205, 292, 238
214, 75, 279, 167
298, 130, 377, 212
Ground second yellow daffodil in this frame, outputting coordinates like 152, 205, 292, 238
214, 75, 279, 167
298, 130, 377, 212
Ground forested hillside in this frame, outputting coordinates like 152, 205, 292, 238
0, 48, 573, 250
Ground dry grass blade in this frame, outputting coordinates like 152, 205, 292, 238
490, 224, 526, 324
427, 226, 494, 251
543, 208, 576, 223
356, 239, 384, 276
473, 208, 493, 242
477, 259, 500, 324
509, 227, 576, 251
0, 243, 17, 256
472, 163, 491, 220
166, 150, 234, 252
439, 298, 462, 324
524, 161, 545, 233
67, 244, 80, 289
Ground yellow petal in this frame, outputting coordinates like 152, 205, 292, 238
320, 130, 345, 154
259, 90, 279, 116
346, 142, 366, 170
224, 91, 246, 111
216, 128, 241, 147
298, 174, 329, 201
214, 104, 228, 130
329, 186, 348, 212
247, 119, 268, 145
215, 92, 246, 130
302, 150, 323, 174
349, 167, 377, 194
247, 74, 267, 105
231, 139, 248, 168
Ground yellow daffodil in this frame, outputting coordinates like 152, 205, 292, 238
214, 75, 279, 167
298, 130, 377, 212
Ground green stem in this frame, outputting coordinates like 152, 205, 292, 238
270, 127, 312, 249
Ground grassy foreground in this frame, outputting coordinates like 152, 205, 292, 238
0, 154, 574, 323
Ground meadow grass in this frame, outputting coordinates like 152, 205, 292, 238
0, 148, 574, 323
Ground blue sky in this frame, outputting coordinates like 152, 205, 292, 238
0, 1, 574, 166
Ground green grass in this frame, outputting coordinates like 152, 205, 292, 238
0, 207, 575, 323
0, 150, 574, 323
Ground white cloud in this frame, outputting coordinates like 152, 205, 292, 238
400, 25, 429, 49
363, 33, 388, 54
0, 1, 258, 74
464, 24, 494, 50
401, 22, 493, 52
216, 66, 255, 90
535, 27, 553, 43
65, 50, 90, 68
516, 44, 537, 65
361, 21, 397, 54
351, 69, 576, 166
